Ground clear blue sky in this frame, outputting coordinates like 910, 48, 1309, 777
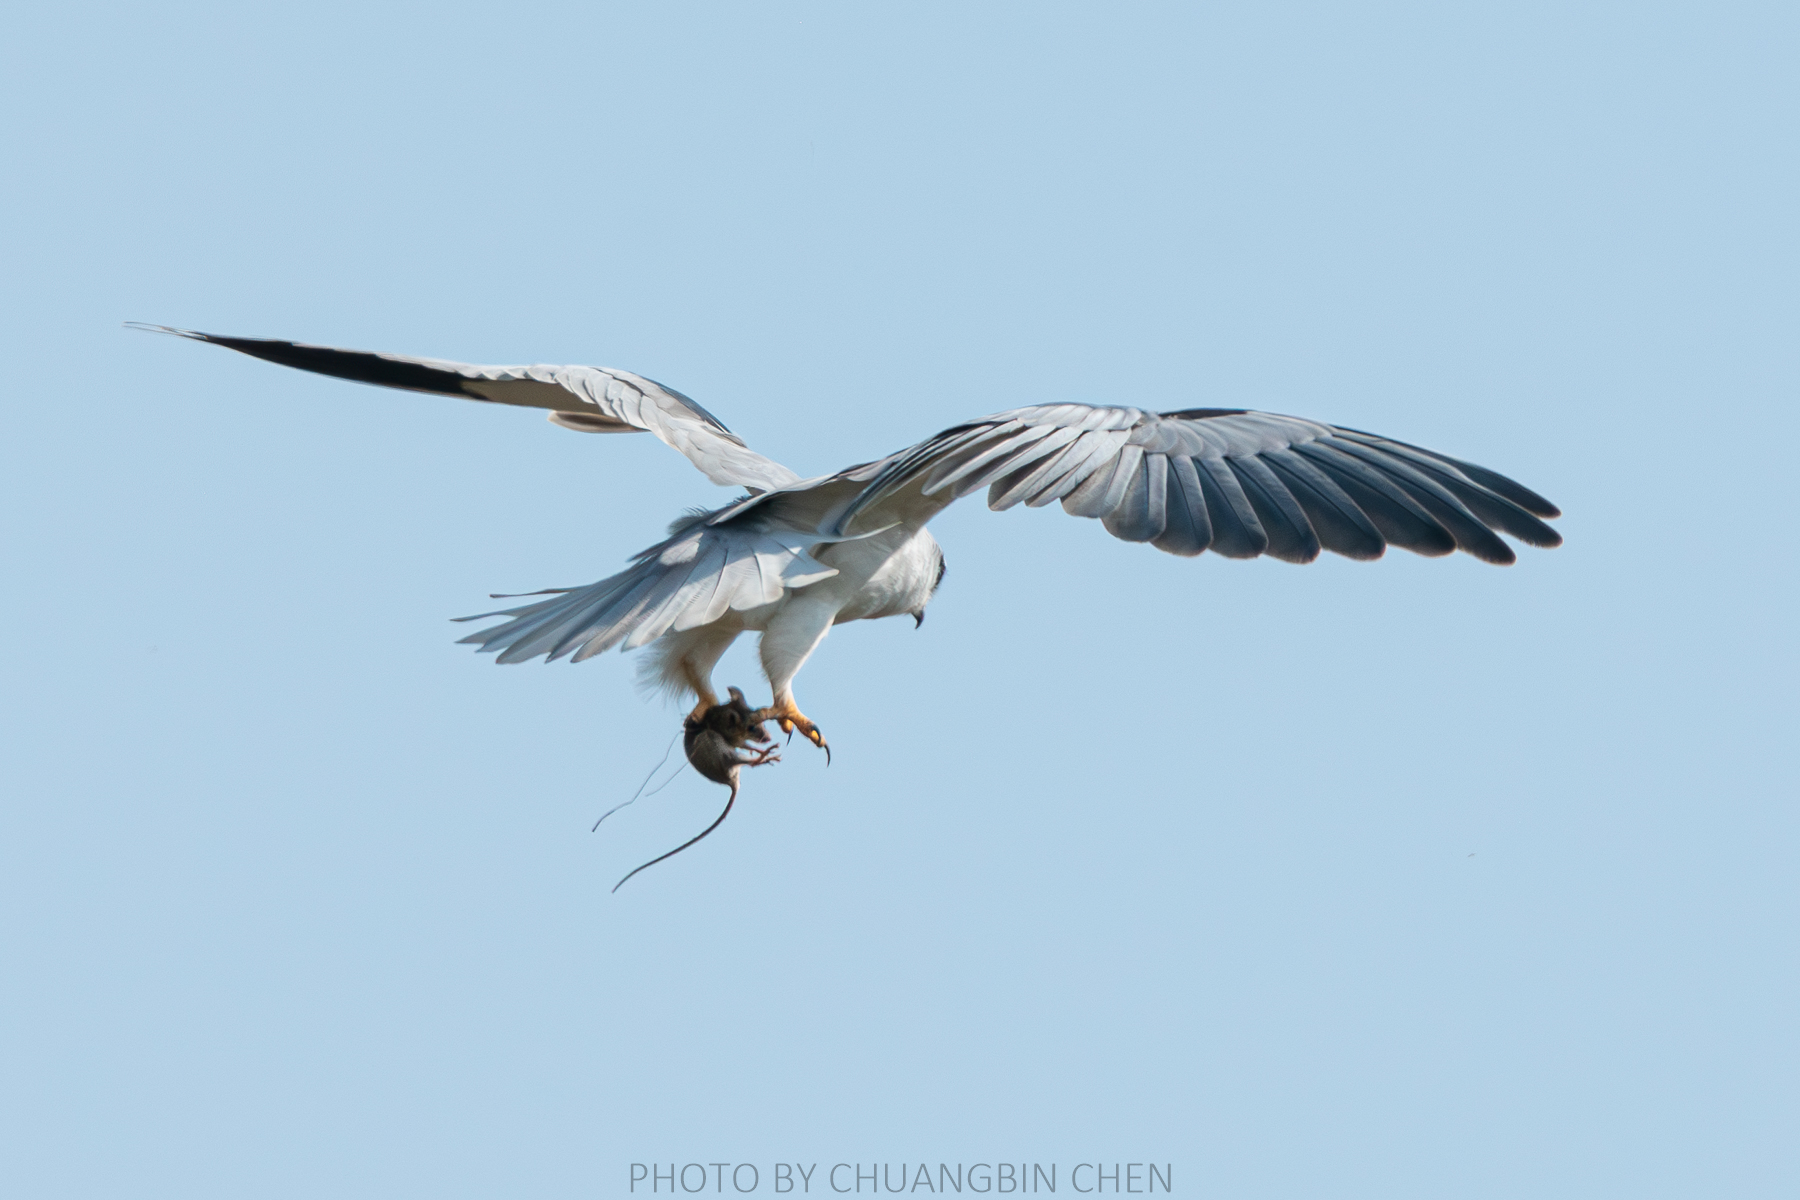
2, 2, 1794, 1196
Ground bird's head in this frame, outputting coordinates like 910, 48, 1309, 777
912, 546, 948, 629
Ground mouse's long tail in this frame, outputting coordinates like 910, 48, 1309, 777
611, 781, 739, 893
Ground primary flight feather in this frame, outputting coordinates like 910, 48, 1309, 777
132, 324, 1561, 753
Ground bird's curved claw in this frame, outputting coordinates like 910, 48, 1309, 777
758, 706, 829, 763
797, 722, 829, 765
795, 721, 828, 760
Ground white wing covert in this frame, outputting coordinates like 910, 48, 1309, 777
453, 511, 838, 664
129, 324, 800, 493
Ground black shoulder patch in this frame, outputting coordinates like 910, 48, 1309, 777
643, 377, 732, 434
1160, 407, 1249, 420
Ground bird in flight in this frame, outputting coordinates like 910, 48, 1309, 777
132, 324, 1561, 757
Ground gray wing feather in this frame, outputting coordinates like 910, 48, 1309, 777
1289, 442, 1457, 555
1066, 441, 1146, 521
454, 514, 837, 665
1022, 429, 1135, 507
1319, 437, 1516, 564
924, 423, 1054, 496
774, 403, 1557, 567
1335, 430, 1559, 518
984, 425, 1090, 508
1227, 455, 1322, 563
1103, 452, 1167, 544
130, 323, 800, 493
1193, 455, 1269, 558
1262, 448, 1386, 560
1152, 454, 1213, 557
1340, 436, 1560, 547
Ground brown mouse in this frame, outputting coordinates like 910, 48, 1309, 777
682, 686, 779, 786
613, 686, 780, 892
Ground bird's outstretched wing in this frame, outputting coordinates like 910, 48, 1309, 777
127, 324, 800, 493
737, 404, 1561, 565
449, 404, 1559, 666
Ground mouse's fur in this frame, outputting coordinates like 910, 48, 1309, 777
682, 685, 778, 786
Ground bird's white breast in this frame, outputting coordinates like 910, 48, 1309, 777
819, 525, 942, 624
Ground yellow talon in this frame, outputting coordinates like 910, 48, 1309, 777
754, 701, 829, 761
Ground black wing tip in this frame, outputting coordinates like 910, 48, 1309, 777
132, 325, 480, 399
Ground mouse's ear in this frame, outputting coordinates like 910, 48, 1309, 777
726, 685, 748, 706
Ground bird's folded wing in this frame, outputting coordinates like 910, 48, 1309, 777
452, 512, 837, 664
804, 404, 1560, 565
128, 324, 800, 493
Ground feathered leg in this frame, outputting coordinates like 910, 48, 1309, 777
753, 596, 837, 754
646, 625, 742, 718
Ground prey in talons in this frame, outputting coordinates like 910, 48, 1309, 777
684, 686, 782, 784
612, 687, 782, 892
